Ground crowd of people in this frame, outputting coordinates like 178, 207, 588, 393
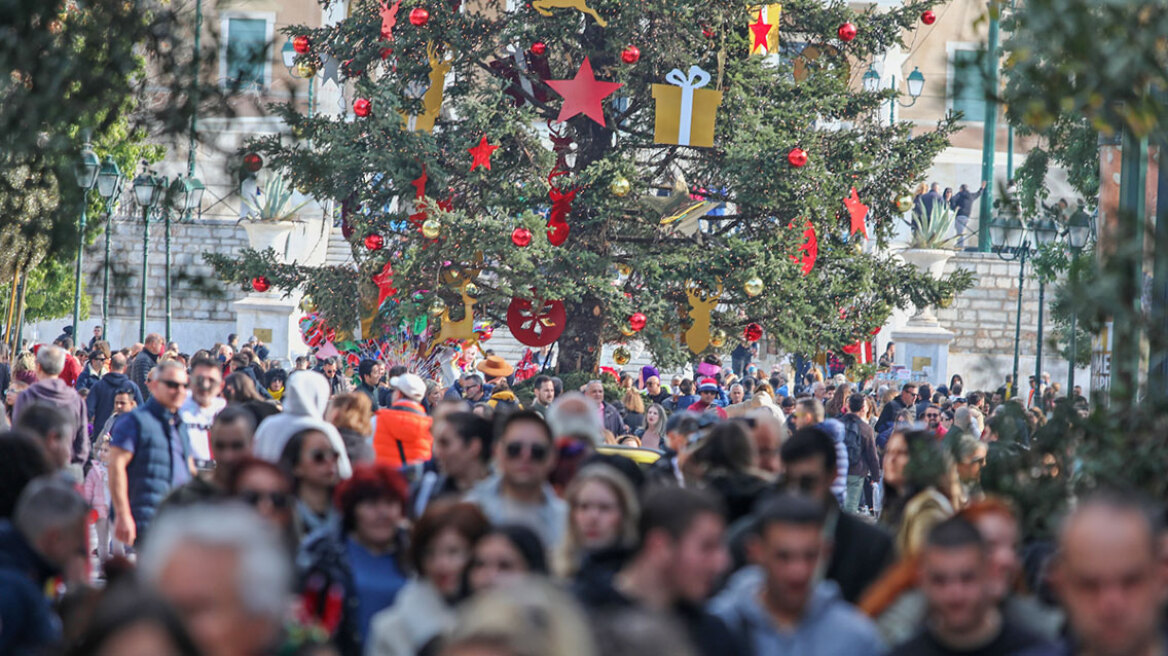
0, 327, 1164, 656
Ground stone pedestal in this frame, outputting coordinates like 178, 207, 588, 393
892, 248, 956, 381
233, 292, 308, 365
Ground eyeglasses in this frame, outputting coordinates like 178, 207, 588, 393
504, 441, 549, 462
240, 489, 291, 510
924, 412, 940, 419
212, 440, 248, 453
159, 379, 188, 390
309, 448, 338, 464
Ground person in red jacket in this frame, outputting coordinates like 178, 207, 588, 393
373, 373, 433, 468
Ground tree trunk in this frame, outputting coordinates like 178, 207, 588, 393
556, 293, 604, 373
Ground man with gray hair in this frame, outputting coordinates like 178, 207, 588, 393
546, 391, 604, 444
109, 359, 195, 547
131, 332, 164, 397
139, 503, 292, 656
13, 345, 88, 465
0, 476, 90, 653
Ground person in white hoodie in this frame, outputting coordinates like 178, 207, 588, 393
253, 370, 352, 479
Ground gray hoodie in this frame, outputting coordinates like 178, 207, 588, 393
252, 370, 353, 478
13, 377, 89, 465
710, 566, 886, 656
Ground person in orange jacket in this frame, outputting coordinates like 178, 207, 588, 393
373, 373, 433, 468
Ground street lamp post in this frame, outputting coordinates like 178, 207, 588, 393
1064, 210, 1093, 395
867, 66, 924, 125
72, 143, 101, 342
132, 169, 163, 343
163, 176, 206, 342
95, 156, 124, 342
1029, 218, 1060, 397
989, 215, 1028, 398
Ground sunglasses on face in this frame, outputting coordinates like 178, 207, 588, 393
925, 413, 940, 419
212, 440, 248, 453
240, 489, 291, 510
504, 441, 549, 462
159, 379, 188, 390
309, 448, 338, 464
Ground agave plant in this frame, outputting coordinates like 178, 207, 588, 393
907, 202, 957, 250
241, 175, 309, 222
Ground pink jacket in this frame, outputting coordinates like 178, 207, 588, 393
82, 464, 110, 517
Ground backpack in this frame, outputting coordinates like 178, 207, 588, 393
842, 415, 862, 469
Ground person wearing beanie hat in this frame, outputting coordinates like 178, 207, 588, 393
687, 378, 728, 419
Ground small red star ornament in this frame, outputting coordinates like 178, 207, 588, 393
467, 136, 500, 171
844, 186, 869, 238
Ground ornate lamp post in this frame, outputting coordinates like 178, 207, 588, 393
131, 169, 163, 343
95, 156, 123, 341
989, 215, 1028, 398
1064, 210, 1094, 395
72, 143, 101, 341
162, 175, 205, 341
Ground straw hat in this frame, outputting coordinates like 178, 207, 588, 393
476, 355, 514, 378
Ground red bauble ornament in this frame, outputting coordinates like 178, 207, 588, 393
621, 45, 640, 64
628, 312, 647, 332
251, 276, 271, 293
511, 227, 532, 247
744, 322, 763, 343
787, 147, 808, 168
837, 22, 857, 41
243, 152, 263, 173
292, 35, 311, 54
364, 233, 385, 251
353, 97, 372, 117
409, 7, 429, 25
530, 41, 547, 55
921, 10, 936, 24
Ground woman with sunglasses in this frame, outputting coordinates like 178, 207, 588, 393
298, 463, 411, 656
279, 426, 342, 542
76, 341, 110, 393
228, 456, 297, 552
367, 501, 490, 656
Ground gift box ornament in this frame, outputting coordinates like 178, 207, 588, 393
651, 66, 723, 148
748, 4, 781, 55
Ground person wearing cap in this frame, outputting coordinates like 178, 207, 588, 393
688, 378, 729, 419
373, 372, 434, 468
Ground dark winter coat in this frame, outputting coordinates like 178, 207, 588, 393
129, 348, 158, 398
0, 520, 61, 655
87, 371, 144, 441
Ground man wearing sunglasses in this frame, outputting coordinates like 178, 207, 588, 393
180, 356, 226, 466
466, 410, 566, 548
109, 360, 196, 547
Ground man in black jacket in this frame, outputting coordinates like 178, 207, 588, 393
574, 487, 743, 656
875, 382, 916, 435
780, 427, 895, 603
949, 181, 986, 249
87, 353, 144, 440
130, 333, 163, 397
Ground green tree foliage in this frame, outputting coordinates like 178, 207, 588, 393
208, 0, 972, 372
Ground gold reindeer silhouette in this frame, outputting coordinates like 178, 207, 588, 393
412, 42, 453, 133
531, 0, 608, 27
685, 280, 723, 354
428, 264, 481, 354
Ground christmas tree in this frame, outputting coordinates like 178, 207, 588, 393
208, 0, 971, 372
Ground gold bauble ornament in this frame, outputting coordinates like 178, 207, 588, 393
710, 329, 727, 348
613, 345, 632, 366
295, 61, 318, 79
429, 297, 447, 316
938, 294, 955, 309
895, 194, 914, 213
744, 277, 764, 297
619, 325, 636, 337
853, 241, 864, 254
464, 282, 480, 297
421, 218, 441, 239
610, 176, 631, 198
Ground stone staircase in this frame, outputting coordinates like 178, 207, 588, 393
325, 226, 354, 267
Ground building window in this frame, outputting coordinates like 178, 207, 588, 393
950, 49, 987, 122
222, 16, 270, 89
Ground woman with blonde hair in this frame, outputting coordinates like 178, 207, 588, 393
327, 392, 374, 464
556, 464, 639, 579
441, 577, 597, 656
635, 403, 668, 449
621, 387, 645, 433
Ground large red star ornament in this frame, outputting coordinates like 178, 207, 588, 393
467, 136, 500, 171
843, 186, 869, 238
379, 0, 400, 40
372, 260, 397, 307
749, 9, 773, 54
546, 57, 623, 127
